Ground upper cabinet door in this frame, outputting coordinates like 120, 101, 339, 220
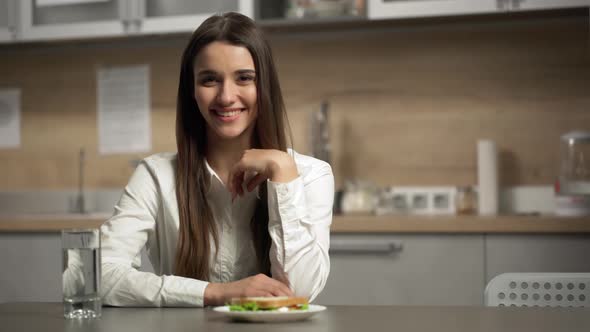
367, 0, 501, 20
20, 0, 127, 42
0, 0, 17, 42
134, 0, 254, 35
511, 0, 590, 11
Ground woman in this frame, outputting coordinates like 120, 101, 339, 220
100, 12, 334, 307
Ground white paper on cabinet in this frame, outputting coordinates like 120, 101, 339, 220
0, 89, 21, 149
97, 64, 151, 155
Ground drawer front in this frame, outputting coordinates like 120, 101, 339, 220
315, 234, 484, 306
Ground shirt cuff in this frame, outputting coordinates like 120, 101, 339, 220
161, 276, 209, 307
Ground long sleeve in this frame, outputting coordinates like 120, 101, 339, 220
266, 160, 334, 302
100, 160, 208, 307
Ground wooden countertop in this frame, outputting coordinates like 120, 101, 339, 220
0, 213, 589, 233
0, 213, 109, 232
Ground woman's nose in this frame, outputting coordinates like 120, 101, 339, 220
217, 81, 238, 106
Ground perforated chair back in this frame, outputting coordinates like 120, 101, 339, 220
485, 273, 590, 307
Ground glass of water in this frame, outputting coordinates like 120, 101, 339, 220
61, 229, 101, 319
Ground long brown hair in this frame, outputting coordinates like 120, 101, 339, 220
174, 12, 290, 281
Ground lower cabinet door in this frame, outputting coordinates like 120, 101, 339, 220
314, 234, 485, 306
0, 232, 62, 302
485, 234, 590, 283
0, 233, 154, 303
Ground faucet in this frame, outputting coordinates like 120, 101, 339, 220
75, 147, 86, 214
311, 100, 331, 164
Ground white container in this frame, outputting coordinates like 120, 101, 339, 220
477, 140, 499, 215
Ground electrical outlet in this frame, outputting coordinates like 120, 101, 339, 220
390, 186, 457, 215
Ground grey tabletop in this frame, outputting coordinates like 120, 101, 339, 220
1, 303, 590, 332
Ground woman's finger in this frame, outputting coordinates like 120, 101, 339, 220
227, 169, 234, 195
236, 172, 245, 196
246, 173, 267, 192
228, 162, 242, 194
264, 277, 294, 297
271, 284, 290, 297
276, 282, 294, 297
229, 162, 245, 197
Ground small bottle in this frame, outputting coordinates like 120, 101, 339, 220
455, 186, 477, 215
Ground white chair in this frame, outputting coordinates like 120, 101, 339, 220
484, 273, 590, 307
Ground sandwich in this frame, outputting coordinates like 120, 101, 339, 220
228, 296, 309, 312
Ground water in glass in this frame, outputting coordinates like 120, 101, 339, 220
62, 229, 101, 319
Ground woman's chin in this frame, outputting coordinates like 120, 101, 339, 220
215, 128, 248, 140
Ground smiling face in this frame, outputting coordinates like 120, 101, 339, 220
194, 41, 258, 144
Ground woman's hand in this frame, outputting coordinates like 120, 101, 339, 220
228, 149, 298, 200
204, 274, 294, 306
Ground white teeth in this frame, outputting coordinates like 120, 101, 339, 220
215, 109, 242, 117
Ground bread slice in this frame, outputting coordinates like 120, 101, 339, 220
229, 296, 308, 309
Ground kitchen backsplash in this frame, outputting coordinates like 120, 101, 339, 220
0, 11, 588, 190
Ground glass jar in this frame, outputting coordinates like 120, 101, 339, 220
558, 131, 590, 195
340, 179, 378, 215
455, 186, 477, 215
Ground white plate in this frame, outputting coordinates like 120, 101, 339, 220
212, 304, 326, 322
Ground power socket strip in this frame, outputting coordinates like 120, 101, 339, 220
376, 186, 457, 215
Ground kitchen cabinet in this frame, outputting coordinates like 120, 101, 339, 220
0, 232, 153, 303
7, 0, 589, 43
314, 233, 590, 306
367, 0, 501, 20
0, 0, 17, 42
314, 234, 485, 306
367, 0, 589, 20
134, 0, 253, 35
18, 0, 254, 42
0, 233, 61, 302
510, 0, 590, 11
2, 228, 589, 305
485, 234, 590, 283
20, 0, 127, 41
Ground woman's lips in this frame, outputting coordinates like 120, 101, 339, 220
211, 108, 245, 122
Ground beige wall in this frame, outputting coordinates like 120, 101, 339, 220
0, 11, 588, 190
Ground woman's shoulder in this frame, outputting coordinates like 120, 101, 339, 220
143, 152, 177, 164
288, 149, 333, 183
139, 152, 178, 177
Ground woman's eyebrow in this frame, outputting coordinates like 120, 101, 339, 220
196, 69, 218, 76
235, 69, 255, 75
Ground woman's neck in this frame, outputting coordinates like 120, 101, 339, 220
205, 131, 254, 185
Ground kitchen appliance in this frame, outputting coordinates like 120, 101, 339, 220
555, 131, 590, 216
340, 180, 377, 215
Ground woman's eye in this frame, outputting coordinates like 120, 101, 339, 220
238, 75, 255, 83
200, 76, 217, 85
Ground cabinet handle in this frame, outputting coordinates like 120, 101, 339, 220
119, 0, 130, 25
134, 0, 146, 24
512, 0, 521, 10
329, 241, 403, 255
7, 0, 17, 36
497, 0, 511, 11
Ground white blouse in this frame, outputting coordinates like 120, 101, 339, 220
100, 150, 334, 307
